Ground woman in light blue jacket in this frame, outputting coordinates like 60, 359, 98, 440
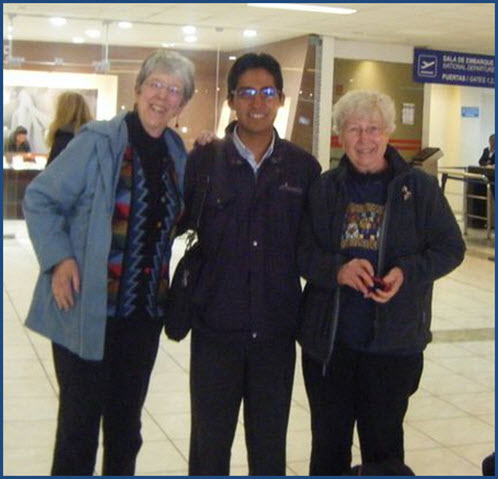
23, 50, 195, 476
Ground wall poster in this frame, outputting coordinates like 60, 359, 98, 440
3, 70, 117, 153
4, 86, 97, 154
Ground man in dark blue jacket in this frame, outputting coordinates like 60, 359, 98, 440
184, 53, 321, 475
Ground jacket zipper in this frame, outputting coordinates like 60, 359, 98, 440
321, 287, 341, 376
321, 180, 349, 376
373, 171, 409, 332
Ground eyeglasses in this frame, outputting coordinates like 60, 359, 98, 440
344, 125, 384, 138
144, 80, 183, 98
232, 86, 280, 100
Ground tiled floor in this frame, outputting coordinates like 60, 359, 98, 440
3, 219, 495, 476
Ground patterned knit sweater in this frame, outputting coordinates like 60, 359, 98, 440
107, 111, 183, 320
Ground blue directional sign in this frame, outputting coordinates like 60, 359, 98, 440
461, 107, 480, 118
414, 48, 495, 88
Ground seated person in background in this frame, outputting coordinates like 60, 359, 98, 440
4, 125, 31, 153
479, 134, 495, 166
46, 91, 93, 165
478, 134, 495, 200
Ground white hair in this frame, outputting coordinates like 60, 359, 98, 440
135, 50, 195, 106
332, 90, 396, 135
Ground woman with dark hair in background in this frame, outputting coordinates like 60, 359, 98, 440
46, 91, 93, 165
23, 49, 195, 476
4, 125, 31, 152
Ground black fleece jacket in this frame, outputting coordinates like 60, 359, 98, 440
297, 145, 466, 364
46, 127, 74, 165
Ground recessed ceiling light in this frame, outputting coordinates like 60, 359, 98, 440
49, 17, 67, 27
247, 3, 356, 15
85, 29, 101, 39
243, 29, 257, 38
72, 36, 85, 44
184, 35, 197, 43
182, 25, 197, 35
118, 21, 133, 29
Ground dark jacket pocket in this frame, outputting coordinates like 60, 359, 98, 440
297, 283, 337, 363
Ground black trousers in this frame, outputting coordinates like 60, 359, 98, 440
189, 332, 296, 476
51, 317, 162, 476
302, 343, 423, 476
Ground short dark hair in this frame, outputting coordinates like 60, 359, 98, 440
14, 125, 28, 136
227, 53, 283, 100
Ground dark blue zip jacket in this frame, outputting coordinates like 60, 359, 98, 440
184, 124, 321, 342
297, 145, 466, 365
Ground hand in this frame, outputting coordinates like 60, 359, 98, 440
337, 258, 375, 296
366, 266, 404, 303
52, 258, 80, 312
195, 130, 217, 146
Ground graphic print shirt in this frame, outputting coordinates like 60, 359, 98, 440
337, 163, 393, 350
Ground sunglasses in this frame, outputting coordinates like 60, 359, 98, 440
232, 86, 280, 100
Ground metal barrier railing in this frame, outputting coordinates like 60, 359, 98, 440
439, 167, 494, 240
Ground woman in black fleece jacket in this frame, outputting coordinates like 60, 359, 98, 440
297, 90, 465, 475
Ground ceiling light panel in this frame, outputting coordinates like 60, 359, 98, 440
118, 21, 132, 29
49, 17, 67, 27
247, 3, 357, 15
243, 29, 257, 38
85, 29, 101, 39
182, 25, 197, 35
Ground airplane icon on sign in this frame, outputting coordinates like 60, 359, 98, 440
417, 54, 438, 78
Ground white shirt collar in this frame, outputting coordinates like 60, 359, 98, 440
232, 125, 275, 175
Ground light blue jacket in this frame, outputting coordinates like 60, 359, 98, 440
22, 112, 187, 360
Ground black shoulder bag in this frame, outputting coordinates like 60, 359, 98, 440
163, 142, 221, 341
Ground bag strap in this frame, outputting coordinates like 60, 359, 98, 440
186, 140, 223, 248
194, 141, 225, 227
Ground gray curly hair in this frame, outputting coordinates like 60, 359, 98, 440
135, 50, 195, 106
332, 90, 396, 136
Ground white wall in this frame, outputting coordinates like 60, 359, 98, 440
461, 87, 495, 167
423, 83, 495, 214
315, 35, 335, 171
335, 40, 413, 64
